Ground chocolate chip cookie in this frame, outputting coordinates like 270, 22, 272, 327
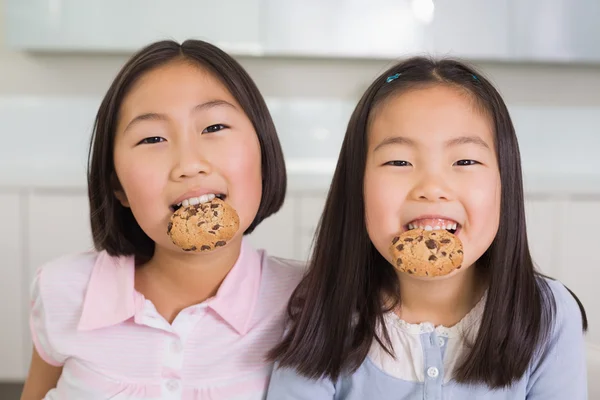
389, 228, 463, 277
168, 198, 239, 252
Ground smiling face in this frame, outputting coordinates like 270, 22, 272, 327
112, 60, 262, 254
364, 85, 501, 278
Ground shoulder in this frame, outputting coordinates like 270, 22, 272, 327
32, 251, 102, 313
539, 276, 583, 328
535, 276, 586, 356
261, 252, 307, 292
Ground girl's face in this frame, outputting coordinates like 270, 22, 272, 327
113, 61, 262, 253
364, 85, 501, 278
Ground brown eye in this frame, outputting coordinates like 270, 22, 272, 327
454, 159, 479, 166
138, 136, 166, 145
385, 160, 412, 167
202, 124, 228, 134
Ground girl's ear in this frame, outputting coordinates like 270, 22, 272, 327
114, 190, 130, 208
111, 173, 130, 207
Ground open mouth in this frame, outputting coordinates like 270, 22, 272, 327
171, 193, 226, 212
405, 218, 460, 235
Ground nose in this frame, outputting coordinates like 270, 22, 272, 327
409, 171, 452, 202
170, 139, 212, 181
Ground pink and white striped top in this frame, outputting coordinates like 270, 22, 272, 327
29, 238, 305, 399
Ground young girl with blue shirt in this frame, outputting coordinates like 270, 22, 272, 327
267, 57, 588, 399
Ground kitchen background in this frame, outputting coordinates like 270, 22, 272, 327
1, 0, 599, 398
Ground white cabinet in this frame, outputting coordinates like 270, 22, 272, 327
27, 192, 94, 277
263, 0, 510, 60
524, 198, 560, 276
297, 194, 327, 261
0, 192, 25, 380
423, 0, 510, 60
247, 197, 297, 260
263, 0, 425, 58
5, 0, 262, 54
510, 0, 600, 62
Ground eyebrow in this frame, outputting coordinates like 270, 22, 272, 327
123, 100, 237, 133
373, 135, 490, 152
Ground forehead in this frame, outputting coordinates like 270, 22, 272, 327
120, 60, 237, 114
368, 85, 494, 147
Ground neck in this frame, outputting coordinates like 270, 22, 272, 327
136, 236, 244, 321
396, 265, 486, 327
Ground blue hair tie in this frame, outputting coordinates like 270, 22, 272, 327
472, 74, 479, 81
386, 73, 401, 83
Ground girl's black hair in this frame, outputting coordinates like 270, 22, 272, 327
269, 56, 587, 388
88, 40, 286, 264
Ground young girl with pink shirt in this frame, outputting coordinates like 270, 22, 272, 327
21, 39, 304, 400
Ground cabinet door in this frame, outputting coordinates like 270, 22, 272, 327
511, 0, 600, 62
425, 0, 510, 60
263, 0, 425, 58
263, 0, 509, 60
297, 194, 328, 262
5, 0, 262, 54
524, 198, 560, 276
0, 192, 25, 380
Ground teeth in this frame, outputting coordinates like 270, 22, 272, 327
177, 193, 218, 208
406, 222, 459, 231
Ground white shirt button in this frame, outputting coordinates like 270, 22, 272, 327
427, 366, 439, 378
166, 379, 180, 392
438, 337, 445, 347
170, 340, 182, 354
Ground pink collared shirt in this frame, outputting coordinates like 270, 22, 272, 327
30, 239, 305, 399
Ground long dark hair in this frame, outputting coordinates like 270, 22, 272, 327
88, 40, 286, 264
269, 56, 587, 388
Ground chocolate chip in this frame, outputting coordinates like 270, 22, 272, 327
457, 250, 463, 254
404, 238, 414, 242
212, 224, 220, 230
441, 239, 451, 244
213, 211, 218, 217
396, 244, 404, 251
417, 236, 423, 242
429, 255, 437, 261
167, 222, 173, 233
197, 221, 205, 226
441, 251, 447, 256
425, 239, 438, 250
407, 269, 413, 274
201, 245, 211, 251
183, 246, 197, 252
208, 231, 216, 234
431, 232, 436, 236
188, 207, 198, 216
215, 241, 226, 247
457, 265, 462, 269
392, 236, 400, 245
425, 271, 429, 276
396, 258, 403, 266
211, 204, 219, 209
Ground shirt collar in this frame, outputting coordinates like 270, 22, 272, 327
77, 238, 263, 335
206, 238, 263, 335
